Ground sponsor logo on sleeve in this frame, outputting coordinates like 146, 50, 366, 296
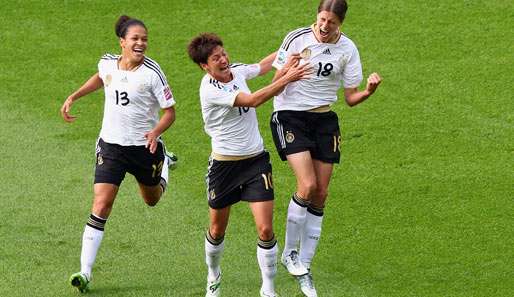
164, 86, 173, 100
277, 50, 287, 65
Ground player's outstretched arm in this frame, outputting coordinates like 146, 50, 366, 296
235, 62, 312, 108
271, 53, 301, 82
344, 72, 382, 107
144, 106, 175, 154
60, 73, 103, 122
258, 52, 277, 76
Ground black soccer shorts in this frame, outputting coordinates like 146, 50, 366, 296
94, 138, 165, 186
205, 151, 274, 209
270, 110, 341, 163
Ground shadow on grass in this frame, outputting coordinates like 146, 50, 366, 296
84, 283, 204, 297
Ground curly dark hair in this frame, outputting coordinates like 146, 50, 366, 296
187, 33, 224, 66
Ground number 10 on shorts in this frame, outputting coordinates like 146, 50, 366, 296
261, 173, 273, 190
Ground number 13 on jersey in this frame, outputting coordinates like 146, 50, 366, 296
115, 90, 130, 106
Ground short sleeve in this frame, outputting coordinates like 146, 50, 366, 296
272, 47, 290, 70
342, 45, 363, 88
98, 54, 119, 81
150, 68, 176, 109
272, 28, 305, 70
200, 79, 240, 108
97, 59, 105, 80
230, 63, 260, 80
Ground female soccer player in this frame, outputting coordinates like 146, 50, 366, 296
187, 33, 310, 297
270, 1, 382, 296
60, 15, 177, 293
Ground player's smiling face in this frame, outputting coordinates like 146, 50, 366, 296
120, 25, 148, 63
202, 45, 232, 83
315, 10, 341, 43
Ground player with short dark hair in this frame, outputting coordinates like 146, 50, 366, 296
60, 15, 177, 293
188, 33, 310, 297
270, 0, 382, 296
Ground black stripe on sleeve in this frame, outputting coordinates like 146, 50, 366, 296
229, 63, 246, 68
281, 27, 311, 50
143, 59, 166, 87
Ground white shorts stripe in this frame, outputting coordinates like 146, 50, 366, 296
273, 113, 286, 149
205, 157, 214, 201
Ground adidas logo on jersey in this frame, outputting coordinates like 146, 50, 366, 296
322, 48, 332, 55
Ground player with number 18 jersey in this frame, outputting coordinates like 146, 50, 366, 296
268, 2, 382, 296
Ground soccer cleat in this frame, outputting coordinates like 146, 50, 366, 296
297, 271, 317, 297
166, 151, 178, 170
205, 271, 221, 297
69, 272, 90, 293
260, 288, 279, 297
281, 250, 308, 276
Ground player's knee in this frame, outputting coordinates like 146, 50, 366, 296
93, 199, 114, 216
298, 181, 317, 199
141, 187, 163, 206
143, 195, 160, 207
209, 227, 225, 240
257, 225, 274, 241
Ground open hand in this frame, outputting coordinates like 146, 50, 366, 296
144, 130, 159, 154
284, 62, 314, 82
60, 97, 77, 122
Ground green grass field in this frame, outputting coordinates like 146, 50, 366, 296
1, 1, 513, 296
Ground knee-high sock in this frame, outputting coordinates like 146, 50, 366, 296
80, 214, 106, 278
205, 232, 224, 281
257, 237, 278, 294
299, 207, 324, 269
283, 193, 309, 255
160, 156, 170, 192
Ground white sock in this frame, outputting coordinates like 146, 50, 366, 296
284, 195, 308, 255
299, 210, 323, 269
257, 242, 278, 294
205, 234, 224, 281
80, 224, 104, 279
160, 155, 170, 191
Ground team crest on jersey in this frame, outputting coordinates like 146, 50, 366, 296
97, 154, 104, 165
209, 189, 216, 200
104, 74, 112, 87
285, 131, 295, 143
300, 48, 311, 60
137, 83, 147, 92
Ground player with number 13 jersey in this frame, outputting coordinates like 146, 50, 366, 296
98, 53, 175, 145
60, 15, 177, 293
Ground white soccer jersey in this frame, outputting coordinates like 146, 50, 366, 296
272, 26, 363, 111
199, 63, 264, 156
97, 54, 176, 146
